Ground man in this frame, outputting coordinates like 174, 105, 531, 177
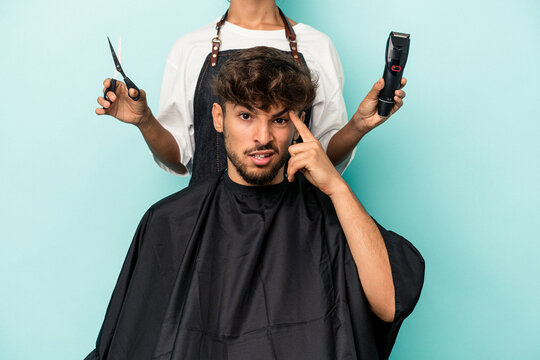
86, 47, 423, 360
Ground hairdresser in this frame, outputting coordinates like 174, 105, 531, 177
95, 0, 406, 184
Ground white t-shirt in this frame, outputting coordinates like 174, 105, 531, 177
156, 19, 353, 175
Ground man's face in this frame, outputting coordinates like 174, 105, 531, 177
212, 102, 299, 186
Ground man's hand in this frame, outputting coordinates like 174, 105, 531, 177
95, 78, 151, 127
351, 77, 407, 136
287, 111, 347, 196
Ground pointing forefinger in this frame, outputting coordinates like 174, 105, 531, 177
289, 111, 315, 141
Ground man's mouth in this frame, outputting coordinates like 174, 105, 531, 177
248, 150, 275, 166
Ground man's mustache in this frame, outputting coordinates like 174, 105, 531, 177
243, 144, 279, 155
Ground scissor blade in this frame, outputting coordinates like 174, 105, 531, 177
113, 38, 122, 79
118, 37, 122, 64
107, 36, 126, 78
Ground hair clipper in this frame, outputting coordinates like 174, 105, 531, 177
378, 31, 410, 117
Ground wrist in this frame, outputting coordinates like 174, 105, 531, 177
135, 107, 155, 131
350, 113, 370, 137
327, 177, 350, 199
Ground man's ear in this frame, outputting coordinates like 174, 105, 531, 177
212, 103, 224, 133
293, 111, 305, 142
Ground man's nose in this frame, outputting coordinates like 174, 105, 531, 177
253, 120, 272, 145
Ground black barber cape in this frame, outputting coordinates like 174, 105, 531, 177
86, 172, 424, 360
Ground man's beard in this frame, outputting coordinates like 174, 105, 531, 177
224, 132, 289, 186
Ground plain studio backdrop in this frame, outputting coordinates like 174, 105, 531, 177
1, 0, 539, 359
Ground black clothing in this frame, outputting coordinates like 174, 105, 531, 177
86, 172, 424, 360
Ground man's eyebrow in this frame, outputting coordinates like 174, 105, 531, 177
271, 109, 289, 118
233, 104, 257, 113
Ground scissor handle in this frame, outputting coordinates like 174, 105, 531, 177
103, 77, 140, 105
124, 77, 140, 101
103, 78, 117, 103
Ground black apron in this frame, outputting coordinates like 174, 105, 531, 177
189, 8, 312, 185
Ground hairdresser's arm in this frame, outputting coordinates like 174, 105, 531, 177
96, 78, 187, 174
326, 78, 406, 166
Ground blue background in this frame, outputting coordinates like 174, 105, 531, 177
1, 0, 539, 359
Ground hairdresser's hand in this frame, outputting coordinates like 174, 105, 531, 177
351, 77, 407, 136
288, 111, 346, 196
95, 78, 151, 127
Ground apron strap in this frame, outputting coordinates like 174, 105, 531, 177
210, 7, 301, 67
210, 11, 228, 67
277, 8, 301, 64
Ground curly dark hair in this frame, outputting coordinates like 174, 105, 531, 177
214, 46, 317, 112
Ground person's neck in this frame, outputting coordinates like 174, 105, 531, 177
227, 0, 291, 30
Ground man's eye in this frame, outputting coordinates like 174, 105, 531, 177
273, 118, 289, 125
240, 113, 251, 120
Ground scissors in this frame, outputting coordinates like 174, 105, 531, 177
104, 36, 140, 102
